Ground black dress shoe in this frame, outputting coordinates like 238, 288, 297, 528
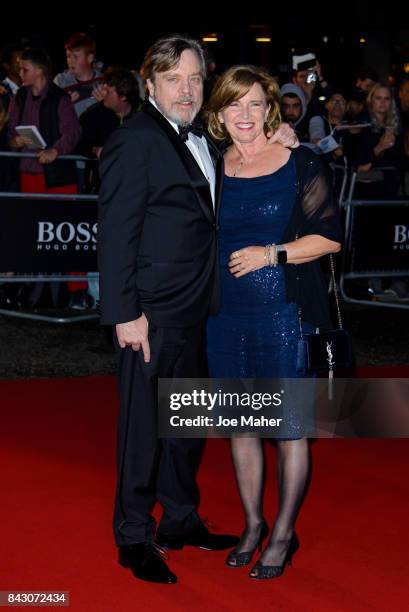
118, 542, 177, 584
156, 524, 239, 551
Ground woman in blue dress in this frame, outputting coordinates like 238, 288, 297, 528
205, 66, 342, 580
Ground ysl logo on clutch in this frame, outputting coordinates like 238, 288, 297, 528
326, 341, 335, 400
326, 341, 334, 370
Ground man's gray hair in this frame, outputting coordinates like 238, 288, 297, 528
140, 35, 206, 85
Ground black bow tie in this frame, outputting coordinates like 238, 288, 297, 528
178, 123, 204, 141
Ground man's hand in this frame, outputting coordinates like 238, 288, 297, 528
116, 313, 150, 362
38, 148, 59, 164
229, 247, 266, 278
70, 91, 80, 103
358, 163, 372, 173
10, 135, 35, 149
348, 127, 363, 135
268, 123, 299, 149
92, 146, 103, 159
92, 83, 106, 102
315, 62, 323, 80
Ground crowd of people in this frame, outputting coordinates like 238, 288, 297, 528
280, 56, 408, 201
0, 34, 143, 310
0, 32, 408, 308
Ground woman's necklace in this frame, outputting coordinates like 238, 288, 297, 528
231, 145, 263, 176
233, 155, 254, 177
233, 158, 245, 177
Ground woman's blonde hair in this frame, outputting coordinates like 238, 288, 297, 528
367, 82, 400, 135
205, 65, 281, 142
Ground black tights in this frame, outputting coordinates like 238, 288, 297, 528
230, 437, 310, 565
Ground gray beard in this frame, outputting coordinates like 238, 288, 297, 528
154, 98, 199, 127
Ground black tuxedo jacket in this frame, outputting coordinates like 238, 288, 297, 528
98, 101, 223, 326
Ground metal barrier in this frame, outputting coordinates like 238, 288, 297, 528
329, 162, 349, 205
339, 167, 409, 310
345, 166, 400, 203
2, 153, 407, 321
0, 152, 99, 323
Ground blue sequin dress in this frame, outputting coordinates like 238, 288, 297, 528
207, 156, 315, 437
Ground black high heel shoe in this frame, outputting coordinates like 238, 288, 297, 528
226, 520, 269, 568
249, 532, 300, 579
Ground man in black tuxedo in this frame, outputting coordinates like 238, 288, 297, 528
98, 35, 297, 584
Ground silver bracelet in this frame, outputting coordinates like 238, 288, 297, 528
271, 244, 277, 267
266, 243, 276, 267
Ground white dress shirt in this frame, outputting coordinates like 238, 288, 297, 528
149, 97, 216, 207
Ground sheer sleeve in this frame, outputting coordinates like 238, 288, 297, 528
282, 148, 342, 328
300, 157, 343, 243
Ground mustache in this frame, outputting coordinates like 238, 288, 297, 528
176, 97, 196, 104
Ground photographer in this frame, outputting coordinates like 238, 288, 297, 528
292, 51, 333, 117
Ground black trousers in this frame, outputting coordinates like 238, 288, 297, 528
113, 322, 207, 545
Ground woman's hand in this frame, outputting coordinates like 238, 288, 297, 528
229, 246, 266, 278
374, 130, 395, 156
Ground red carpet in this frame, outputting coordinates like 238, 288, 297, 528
1, 372, 408, 611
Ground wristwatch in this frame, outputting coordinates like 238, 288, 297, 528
276, 244, 287, 264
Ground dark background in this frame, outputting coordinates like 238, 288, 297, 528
3, 5, 409, 92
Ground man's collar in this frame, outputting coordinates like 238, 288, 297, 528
30, 79, 51, 99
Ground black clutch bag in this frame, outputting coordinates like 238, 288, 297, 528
297, 328, 352, 373
296, 254, 352, 398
